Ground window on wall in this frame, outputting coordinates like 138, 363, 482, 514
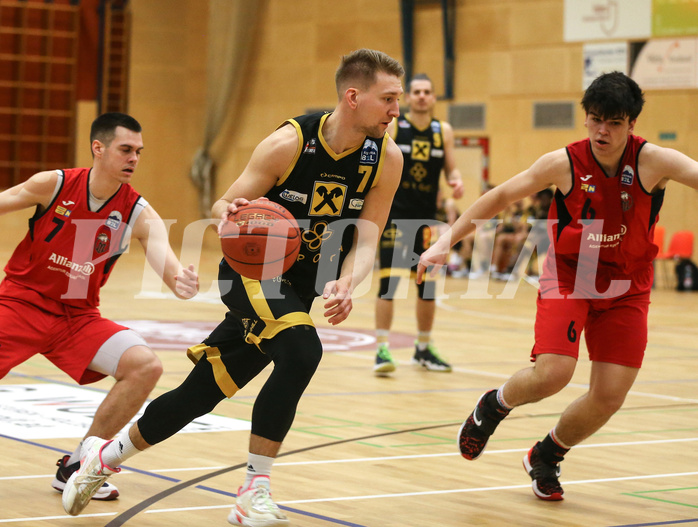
99, 0, 130, 114
0, 0, 80, 187
0, 0, 131, 188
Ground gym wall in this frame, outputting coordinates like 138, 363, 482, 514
97, 0, 698, 241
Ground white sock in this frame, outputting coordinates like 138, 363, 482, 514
496, 385, 514, 411
101, 429, 140, 468
376, 329, 389, 348
241, 453, 274, 492
550, 427, 572, 450
417, 331, 431, 351
67, 442, 83, 465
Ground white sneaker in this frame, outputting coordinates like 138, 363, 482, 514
51, 454, 120, 500
228, 476, 289, 526
62, 437, 121, 516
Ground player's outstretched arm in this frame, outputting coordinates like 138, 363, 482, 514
0, 170, 59, 216
417, 148, 570, 284
133, 204, 199, 299
639, 143, 698, 192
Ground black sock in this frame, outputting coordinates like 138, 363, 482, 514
484, 390, 510, 421
537, 433, 569, 465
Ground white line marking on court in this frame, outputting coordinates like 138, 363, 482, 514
275, 471, 698, 505
122, 436, 698, 474
2, 447, 696, 523
11, 469, 695, 522
324, 356, 698, 404
0, 512, 116, 523
0, 471, 134, 481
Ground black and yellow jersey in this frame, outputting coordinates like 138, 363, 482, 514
265, 111, 389, 296
389, 115, 445, 220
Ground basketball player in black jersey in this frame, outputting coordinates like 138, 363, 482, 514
63, 49, 405, 526
374, 74, 464, 374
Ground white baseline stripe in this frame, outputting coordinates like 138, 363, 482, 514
144, 436, 698, 473
0, 470, 133, 481
4, 439, 697, 481
0, 512, 115, 523
2, 454, 696, 523
18, 469, 695, 522
276, 471, 698, 505
332, 355, 698, 404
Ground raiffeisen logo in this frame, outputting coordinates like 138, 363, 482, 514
49, 253, 95, 275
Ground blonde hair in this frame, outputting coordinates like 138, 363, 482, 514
334, 48, 404, 95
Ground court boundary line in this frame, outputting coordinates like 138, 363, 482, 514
104, 402, 698, 526
2, 404, 697, 525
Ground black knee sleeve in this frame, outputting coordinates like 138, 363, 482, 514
137, 358, 226, 445
251, 325, 323, 442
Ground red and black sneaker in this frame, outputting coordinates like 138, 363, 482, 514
457, 390, 508, 460
523, 442, 564, 501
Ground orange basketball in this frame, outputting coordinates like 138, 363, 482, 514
220, 197, 301, 280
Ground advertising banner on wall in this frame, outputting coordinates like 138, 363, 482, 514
630, 38, 698, 89
583, 42, 629, 88
564, 0, 652, 42
653, 0, 698, 37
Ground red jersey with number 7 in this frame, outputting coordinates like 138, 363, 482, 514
3, 167, 146, 308
544, 135, 665, 290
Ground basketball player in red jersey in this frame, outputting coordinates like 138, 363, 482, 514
418, 72, 698, 501
0, 113, 198, 500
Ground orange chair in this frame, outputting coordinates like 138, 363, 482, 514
653, 225, 666, 255
655, 229, 694, 288
652, 225, 666, 287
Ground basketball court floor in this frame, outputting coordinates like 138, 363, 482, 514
1, 235, 698, 526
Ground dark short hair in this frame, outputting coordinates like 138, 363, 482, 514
335, 48, 404, 94
409, 73, 433, 91
90, 112, 142, 146
581, 71, 645, 121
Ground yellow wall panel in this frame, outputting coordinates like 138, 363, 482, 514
116, 0, 698, 242
460, 4, 511, 51
510, 1, 563, 47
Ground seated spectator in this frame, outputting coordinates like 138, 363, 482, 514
523, 187, 554, 277
491, 199, 531, 280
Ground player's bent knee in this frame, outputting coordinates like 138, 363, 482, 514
533, 355, 576, 394
265, 326, 323, 378
589, 390, 628, 415
115, 345, 163, 386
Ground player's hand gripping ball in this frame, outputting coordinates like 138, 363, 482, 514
220, 198, 301, 281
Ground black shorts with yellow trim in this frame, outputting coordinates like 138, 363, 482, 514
378, 221, 438, 300
186, 260, 317, 398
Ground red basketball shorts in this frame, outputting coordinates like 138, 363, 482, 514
0, 281, 130, 384
532, 284, 651, 368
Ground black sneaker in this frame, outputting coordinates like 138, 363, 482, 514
51, 454, 120, 501
457, 390, 508, 460
523, 442, 564, 501
412, 343, 452, 372
373, 344, 396, 374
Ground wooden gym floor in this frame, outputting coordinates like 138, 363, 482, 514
1, 232, 697, 526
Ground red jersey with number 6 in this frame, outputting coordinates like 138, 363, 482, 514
3, 168, 145, 308
545, 135, 665, 287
